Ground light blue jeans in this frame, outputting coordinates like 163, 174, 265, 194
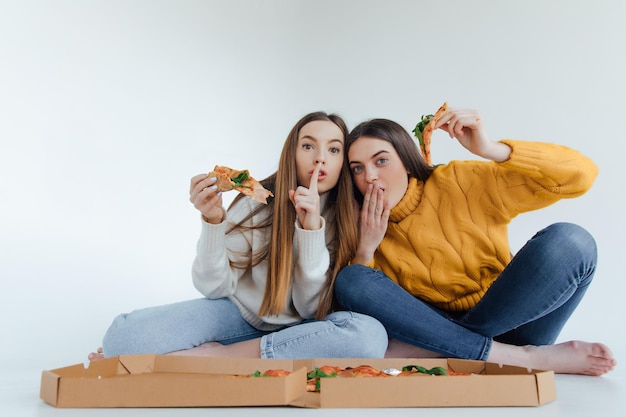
334, 223, 597, 360
102, 297, 388, 359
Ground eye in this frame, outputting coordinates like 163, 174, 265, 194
329, 146, 342, 154
350, 165, 363, 174
376, 157, 388, 166
302, 143, 313, 150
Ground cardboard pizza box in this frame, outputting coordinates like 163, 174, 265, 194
289, 358, 556, 408
40, 354, 306, 408
40, 355, 556, 408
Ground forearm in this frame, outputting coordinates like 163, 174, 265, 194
191, 220, 236, 298
291, 219, 330, 318
478, 141, 512, 162
499, 140, 598, 194
351, 244, 376, 265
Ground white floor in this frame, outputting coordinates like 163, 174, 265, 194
3, 369, 624, 417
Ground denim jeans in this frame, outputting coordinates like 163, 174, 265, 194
334, 223, 596, 360
102, 297, 388, 359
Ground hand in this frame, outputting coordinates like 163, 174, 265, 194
436, 108, 510, 162
289, 163, 322, 230
353, 183, 390, 265
189, 174, 224, 224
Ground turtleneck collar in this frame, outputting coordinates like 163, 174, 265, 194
389, 177, 424, 223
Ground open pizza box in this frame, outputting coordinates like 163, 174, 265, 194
40, 354, 306, 408
40, 355, 556, 408
290, 357, 556, 408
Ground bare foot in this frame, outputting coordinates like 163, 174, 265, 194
489, 340, 617, 376
87, 347, 105, 361
385, 338, 445, 358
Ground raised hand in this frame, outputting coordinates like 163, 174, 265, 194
289, 162, 322, 230
189, 174, 225, 224
353, 182, 390, 265
436, 108, 510, 162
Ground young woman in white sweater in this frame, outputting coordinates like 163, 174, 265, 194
89, 112, 387, 360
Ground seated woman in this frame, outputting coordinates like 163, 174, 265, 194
335, 107, 616, 376
89, 111, 388, 360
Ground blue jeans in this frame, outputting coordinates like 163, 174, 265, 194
334, 223, 596, 360
102, 297, 388, 359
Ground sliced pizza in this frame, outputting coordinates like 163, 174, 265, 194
209, 165, 274, 204
306, 366, 342, 392
338, 365, 390, 378
244, 363, 465, 392
411, 101, 448, 165
250, 369, 292, 377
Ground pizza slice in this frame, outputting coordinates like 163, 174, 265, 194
306, 366, 342, 392
338, 365, 390, 378
400, 364, 448, 376
209, 165, 274, 204
304, 363, 463, 392
411, 101, 448, 165
251, 369, 292, 377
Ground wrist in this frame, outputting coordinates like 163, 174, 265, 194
352, 246, 375, 265
482, 141, 512, 162
296, 210, 323, 230
202, 208, 226, 224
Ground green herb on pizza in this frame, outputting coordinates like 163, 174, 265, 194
411, 101, 448, 165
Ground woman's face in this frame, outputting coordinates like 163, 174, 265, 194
348, 136, 409, 209
295, 120, 345, 194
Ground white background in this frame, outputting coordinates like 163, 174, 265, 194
1, 0, 624, 383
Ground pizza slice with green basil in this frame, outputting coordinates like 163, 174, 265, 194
412, 101, 448, 165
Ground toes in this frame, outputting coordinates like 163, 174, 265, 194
591, 342, 613, 359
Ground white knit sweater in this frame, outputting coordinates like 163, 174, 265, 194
192, 195, 331, 330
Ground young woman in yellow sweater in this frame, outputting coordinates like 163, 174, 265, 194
335, 107, 617, 376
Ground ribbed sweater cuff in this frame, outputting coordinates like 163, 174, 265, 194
197, 217, 228, 253
498, 139, 544, 174
295, 217, 327, 265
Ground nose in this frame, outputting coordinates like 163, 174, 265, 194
315, 149, 326, 165
365, 167, 377, 184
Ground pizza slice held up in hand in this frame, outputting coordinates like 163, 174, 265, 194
411, 101, 448, 165
209, 165, 274, 204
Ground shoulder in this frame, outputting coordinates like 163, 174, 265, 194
431, 160, 492, 181
227, 196, 271, 225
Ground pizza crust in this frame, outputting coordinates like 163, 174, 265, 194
420, 101, 448, 165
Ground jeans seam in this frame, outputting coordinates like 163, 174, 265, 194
260, 312, 358, 359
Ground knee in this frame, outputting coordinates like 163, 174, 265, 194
544, 222, 597, 263
336, 264, 363, 289
328, 311, 388, 358
335, 264, 373, 302
101, 313, 131, 357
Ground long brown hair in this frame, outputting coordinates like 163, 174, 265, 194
346, 118, 436, 204
228, 112, 358, 319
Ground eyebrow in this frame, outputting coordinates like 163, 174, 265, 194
349, 150, 389, 165
300, 135, 344, 144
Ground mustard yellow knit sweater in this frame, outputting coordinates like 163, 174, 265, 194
367, 140, 598, 312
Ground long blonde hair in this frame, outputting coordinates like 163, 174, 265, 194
228, 112, 358, 319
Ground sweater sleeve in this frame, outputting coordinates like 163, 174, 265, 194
191, 199, 257, 299
494, 140, 598, 217
290, 217, 330, 319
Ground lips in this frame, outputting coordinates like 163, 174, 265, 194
310, 169, 327, 181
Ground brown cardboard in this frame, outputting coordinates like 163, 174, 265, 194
289, 358, 556, 408
41, 355, 556, 408
40, 354, 306, 408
